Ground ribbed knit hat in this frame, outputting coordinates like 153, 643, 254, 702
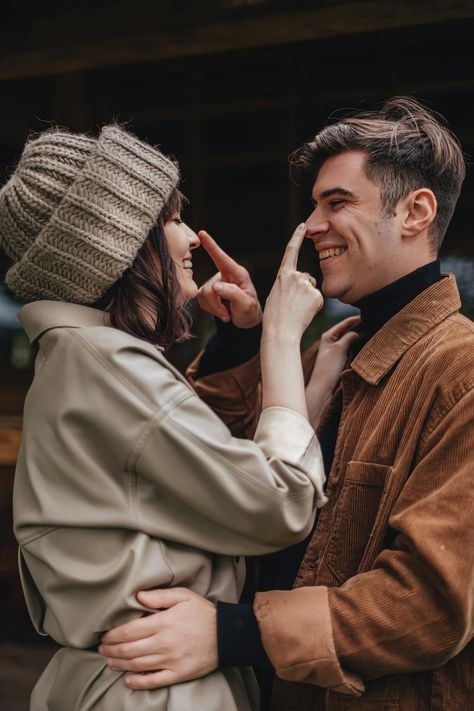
0, 125, 180, 303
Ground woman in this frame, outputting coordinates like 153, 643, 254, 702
0, 125, 356, 710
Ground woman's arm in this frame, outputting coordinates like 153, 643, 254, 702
188, 227, 359, 438
260, 224, 323, 418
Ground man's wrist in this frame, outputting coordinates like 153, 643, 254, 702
217, 601, 273, 670
306, 382, 333, 428
197, 320, 262, 378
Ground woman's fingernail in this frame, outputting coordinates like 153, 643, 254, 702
298, 223, 306, 230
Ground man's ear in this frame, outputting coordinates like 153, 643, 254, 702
401, 188, 437, 237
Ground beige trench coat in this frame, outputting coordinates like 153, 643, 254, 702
14, 301, 325, 711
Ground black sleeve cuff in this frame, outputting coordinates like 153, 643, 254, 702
217, 601, 273, 670
197, 320, 262, 378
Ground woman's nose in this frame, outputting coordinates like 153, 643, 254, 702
186, 225, 201, 250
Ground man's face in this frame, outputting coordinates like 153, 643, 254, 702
305, 150, 402, 303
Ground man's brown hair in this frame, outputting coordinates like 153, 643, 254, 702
95, 187, 192, 349
292, 97, 466, 252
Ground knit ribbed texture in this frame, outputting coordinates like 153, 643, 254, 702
0, 125, 179, 304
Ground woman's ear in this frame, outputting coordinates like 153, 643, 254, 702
401, 188, 437, 238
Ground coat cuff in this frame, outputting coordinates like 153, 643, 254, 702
254, 407, 327, 507
254, 586, 364, 696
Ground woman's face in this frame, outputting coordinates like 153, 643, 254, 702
163, 214, 201, 301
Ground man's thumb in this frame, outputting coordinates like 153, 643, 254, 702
338, 331, 361, 350
212, 281, 243, 303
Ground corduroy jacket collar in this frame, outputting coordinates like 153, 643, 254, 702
19, 301, 109, 344
350, 274, 461, 386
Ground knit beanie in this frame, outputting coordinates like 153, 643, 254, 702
0, 125, 180, 303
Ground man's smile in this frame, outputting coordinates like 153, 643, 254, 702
318, 247, 347, 261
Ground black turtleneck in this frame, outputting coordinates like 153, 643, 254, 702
211, 261, 442, 683
353, 259, 441, 348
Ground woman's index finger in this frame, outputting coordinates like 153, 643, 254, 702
280, 223, 306, 270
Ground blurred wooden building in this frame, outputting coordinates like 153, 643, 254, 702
0, 0, 473, 704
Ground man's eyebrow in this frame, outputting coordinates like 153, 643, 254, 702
312, 188, 356, 204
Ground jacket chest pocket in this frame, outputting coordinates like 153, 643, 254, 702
325, 461, 391, 584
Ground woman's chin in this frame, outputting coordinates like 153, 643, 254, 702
180, 280, 199, 302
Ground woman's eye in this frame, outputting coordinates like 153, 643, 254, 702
173, 218, 184, 225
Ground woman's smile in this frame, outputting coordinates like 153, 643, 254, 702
163, 216, 200, 299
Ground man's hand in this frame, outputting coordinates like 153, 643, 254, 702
197, 230, 262, 328
306, 316, 361, 428
98, 588, 217, 690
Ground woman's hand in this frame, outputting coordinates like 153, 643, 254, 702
306, 316, 361, 428
196, 231, 262, 328
260, 224, 323, 417
98, 588, 217, 690
262, 223, 323, 342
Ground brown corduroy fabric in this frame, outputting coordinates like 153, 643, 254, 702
189, 274, 474, 711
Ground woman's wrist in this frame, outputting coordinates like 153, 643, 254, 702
261, 329, 302, 348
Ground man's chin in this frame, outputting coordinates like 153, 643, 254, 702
321, 283, 351, 303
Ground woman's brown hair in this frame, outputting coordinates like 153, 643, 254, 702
95, 187, 192, 349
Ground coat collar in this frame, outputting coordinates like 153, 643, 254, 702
349, 274, 461, 386
19, 301, 109, 343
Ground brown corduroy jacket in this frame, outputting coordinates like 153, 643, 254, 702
188, 275, 474, 711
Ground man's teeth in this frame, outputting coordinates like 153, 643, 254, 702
182, 259, 193, 268
319, 247, 346, 261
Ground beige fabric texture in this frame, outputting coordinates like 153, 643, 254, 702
190, 275, 474, 711
14, 299, 324, 710
0, 125, 179, 303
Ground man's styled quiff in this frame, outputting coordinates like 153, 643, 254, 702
292, 97, 466, 252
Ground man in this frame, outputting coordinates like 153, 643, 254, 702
99, 97, 474, 710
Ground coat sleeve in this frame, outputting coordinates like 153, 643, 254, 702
186, 341, 320, 439
254, 387, 474, 693
134, 379, 326, 555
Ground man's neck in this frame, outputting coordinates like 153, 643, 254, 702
352, 260, 441, 344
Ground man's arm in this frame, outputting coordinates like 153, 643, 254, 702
255, 387, 474, 689
99, 387, 474, 692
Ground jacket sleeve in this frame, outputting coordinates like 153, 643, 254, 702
134, 379, 326, 555
254, 387, 474, 693
186, 340, 320, 439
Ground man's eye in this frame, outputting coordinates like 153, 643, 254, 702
330, 200, 345, 209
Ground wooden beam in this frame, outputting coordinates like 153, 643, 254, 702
1, 1, 473, 80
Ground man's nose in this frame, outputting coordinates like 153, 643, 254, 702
305, 210, 330, 240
